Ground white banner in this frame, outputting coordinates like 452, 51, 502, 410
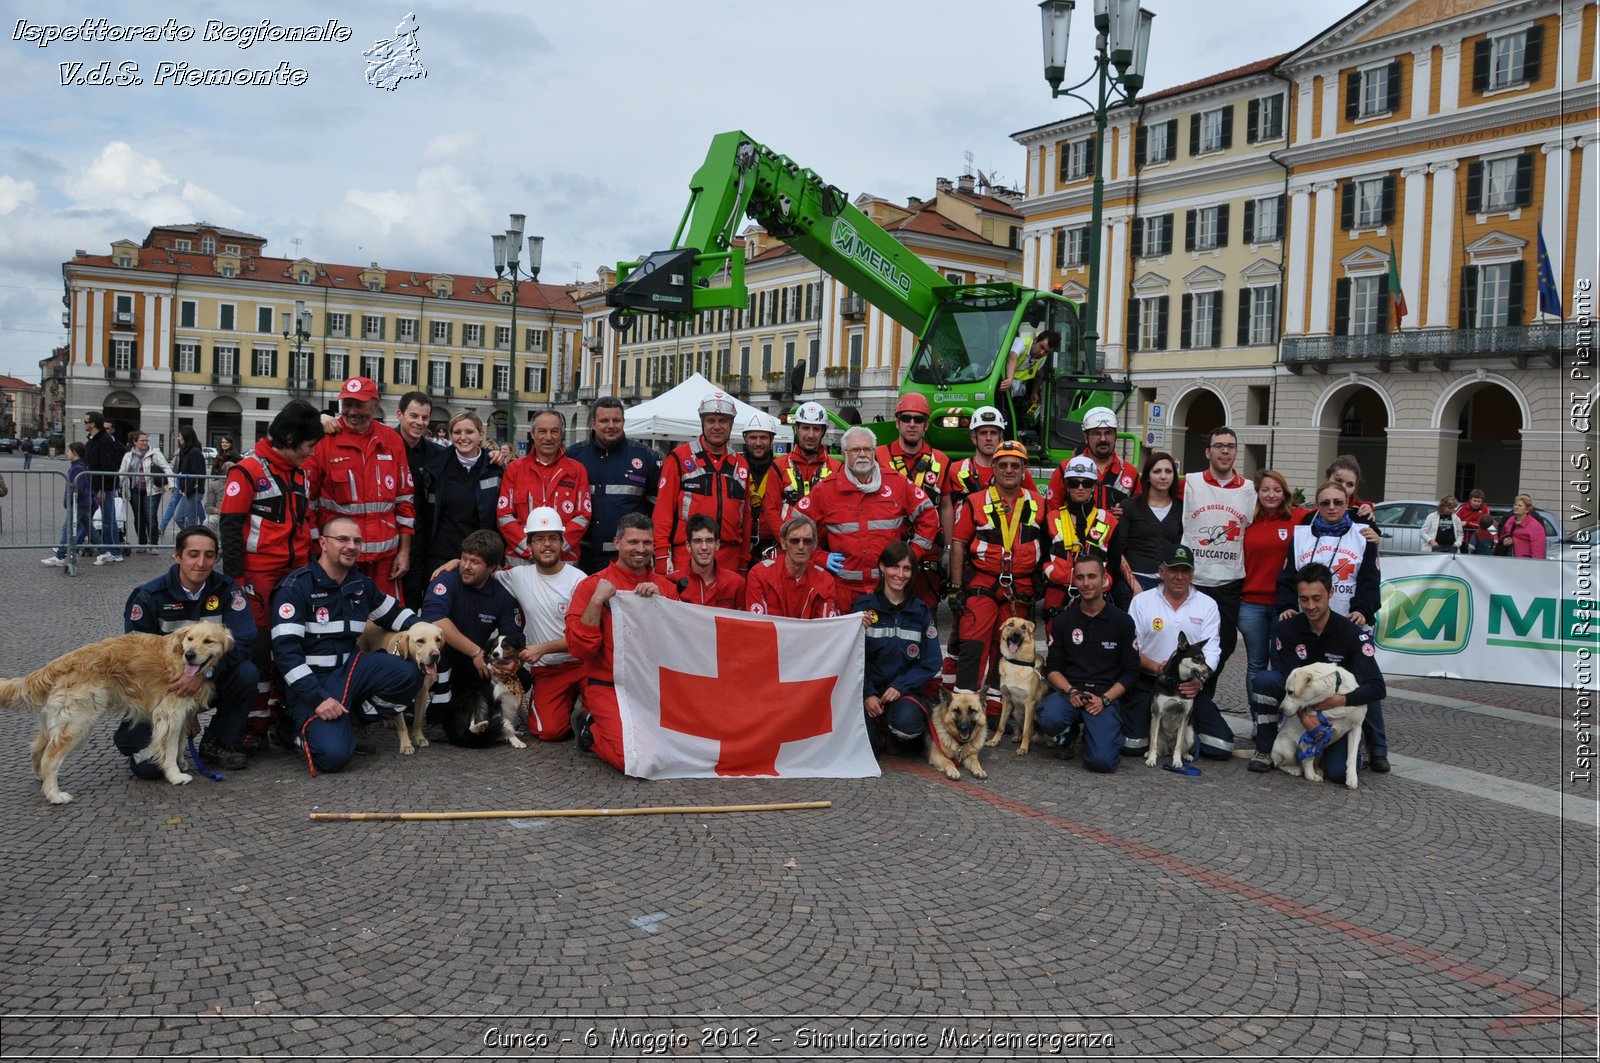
1374, 553, 1597, 689
611, 595, 877, 779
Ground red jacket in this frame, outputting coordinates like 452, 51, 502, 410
1047, 452, 1142, 512
564, 562, 680, 685
941, 456, 996, 514
762, 449, 843, 542
744, 558, 839, 619
654, 437, 752, 575
303, 420, 415, 562
677, 567, 747, 610
878, 441, 949, 506
1242, 514, 1294, 604
498, 452, 591, 562
796, 469, 939, 607
220, 441, 314, 580
954, 485, 1047, 585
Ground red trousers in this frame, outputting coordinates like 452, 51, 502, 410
955, 590, 1031, 695
584, 681, 626, 771
356, 556, 401, 601
527, 660, 584, 741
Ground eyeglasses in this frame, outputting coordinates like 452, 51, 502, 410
1317, 499, 1346, 507
1065, 478, 1094, 488
785, 537, 817, 547
897, 415, 926, 424
995, 462, 1025, 472
1209, 442, 1237, 451
324, 534, 366, 545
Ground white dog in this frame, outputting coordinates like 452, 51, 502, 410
1270, 662, 1367, 790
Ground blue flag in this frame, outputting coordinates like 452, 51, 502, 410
1537, 223, 1563, 318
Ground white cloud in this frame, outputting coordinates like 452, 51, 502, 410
422, 131, 481, 164
59, 141, 246, 227
0, 176, 37, 215
318, 165, 491, 267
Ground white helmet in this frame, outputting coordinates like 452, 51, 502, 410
742, 412, 780, 437
699, 391, 736, 417
1062, 455, 1099, 480
1082, 406, 1117, 431
970, 405, 1007, 431
525, 506, 564, 535
793, 401, 829, 426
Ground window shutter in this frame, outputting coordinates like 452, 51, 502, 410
1185, 209, 1197, 252
1127, 298, 1142, 351
1247, 98, 1260, 144
379, 318, 386, 341
1345, 71, 1361, 119
1334, 279, 1352, 336
1507, 261, 1526, 326
1058, 148, 1069, 183
1459, 267, 1479, 327
1189, 113, 1200, 156
1181, 293, 1194, 349
129, 340, 138, 366
1237, 289, 1252, 346
1165, 120, 1178, 161
270, 350, 279, 378
1155, 296, 1169, 350
1243, 199, 1257, 243
1131, 217, 1144, 257
1211, 296, 1223, 347
1136, 125, 1148, 166
1514, 152, 1535, 207
1385, 60, 1402, 112
1523, 25, 1543, 82
1054, 230, 1065, 269
325, 312, 335, 333
1162, 216, 1175, 255
1274, 195, 1286, 240
1465, 161, 1484, 213
1472, 38, 1491, 93
1340, 181, 1355, 230
1220, 105, 1234, 149
1216, 204, 1230, 248
447, 322, 455, 346
1382, 174, 1397, 225
1086, 134, 1096, 177
1377, 274, 1391, 334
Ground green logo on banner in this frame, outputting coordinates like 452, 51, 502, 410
1377, 574, 1473, 654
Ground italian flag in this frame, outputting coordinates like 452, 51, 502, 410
1388, 239, 1408, 323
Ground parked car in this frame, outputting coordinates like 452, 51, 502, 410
202, 446, 219, 461
30, 438, 48, 454
0, 438, 16, 453
1371, 499, 1585, 561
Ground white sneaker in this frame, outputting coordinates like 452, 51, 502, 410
40, 556, 66, 567
93, 554, 112, 566
109, 554, 124, 563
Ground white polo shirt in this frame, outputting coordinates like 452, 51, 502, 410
1127, 583, 1221, 671
496, 563, 584, 667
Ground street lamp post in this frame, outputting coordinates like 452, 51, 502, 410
1039, 0, 1154, 370
492, 215, 544, 447
282, 298, 312, 395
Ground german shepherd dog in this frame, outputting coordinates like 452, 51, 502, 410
929, 688, 989, 781
989, 617, 1048, 755
1146, 632, 1213, 769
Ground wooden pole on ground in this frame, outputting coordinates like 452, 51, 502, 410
308, 800, 832, 822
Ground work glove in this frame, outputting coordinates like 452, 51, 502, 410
825, 551, 846, 576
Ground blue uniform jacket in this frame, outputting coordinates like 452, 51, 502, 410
853, 591, 942, 699
419, 569, 526, 650
418, 444, 501, 541
124, 566, 256, 674
568, 433, 659, 556
1269, 610, 1387, 707
270, 561, 416, 707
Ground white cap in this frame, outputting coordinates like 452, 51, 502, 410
1082, 406, 1117, 430
699, 392, 736, 417
525, 506, 564, 534
742, 412, 780, 436
970, 405, 1007, 431
793, 401, 829, 426
1063, 455, 1099, 480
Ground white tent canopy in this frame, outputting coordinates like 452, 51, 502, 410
623, 372, 793, 444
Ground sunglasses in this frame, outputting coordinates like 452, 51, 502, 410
1317, 498, 1347, 507
786, 537, 817, 546
1066, 478, 1094, 488
897, 415, 927, 424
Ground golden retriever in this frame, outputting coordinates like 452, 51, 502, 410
989, 616, 1047, 755
929, 688, 989, 781
358, 621, 444, 755
0, 622, 234, 804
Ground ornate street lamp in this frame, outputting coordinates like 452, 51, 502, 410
1040, 0, 1154, 367
492, 215, 544, 445
282, 299, 313, 396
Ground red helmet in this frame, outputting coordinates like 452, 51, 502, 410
895, 393, 930, 417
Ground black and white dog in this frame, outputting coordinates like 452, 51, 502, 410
1145, 632, 1213, 769
441, 632, 528, 749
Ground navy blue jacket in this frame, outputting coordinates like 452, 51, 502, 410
1269, 610, 1387, 707
568, 433, 658, 558
124, 566, 256, 675
853, 591, 942, 699
419, 444, 501, 541
270, 561, 416, 708
1044, 600, 1139, 694
419, 569, 526, 650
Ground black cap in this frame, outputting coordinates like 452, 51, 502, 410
1163, 543, 1195, 569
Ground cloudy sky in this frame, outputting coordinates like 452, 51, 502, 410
0, 0, 1360, 385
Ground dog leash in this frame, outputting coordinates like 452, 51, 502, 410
186, 737, 224, 782
297, 651, 367, 778
1297, 711, 1335, 762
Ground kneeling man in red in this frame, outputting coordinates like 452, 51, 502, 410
566, 512, 877, 779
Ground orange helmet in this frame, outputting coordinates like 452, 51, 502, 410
993, 440, 1030, 463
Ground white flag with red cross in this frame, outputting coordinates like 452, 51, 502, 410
610, 595, 877, 779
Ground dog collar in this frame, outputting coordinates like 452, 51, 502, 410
1000, 652, 1036, 667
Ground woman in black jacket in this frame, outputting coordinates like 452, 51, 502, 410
1116, 451, 1182, 593
174, 425, 208, 530
419, 412, 502, 574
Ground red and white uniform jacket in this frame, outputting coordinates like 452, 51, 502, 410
1041, 502, 1120, 608
304, 421, 415, 563
565, 563, 680, 685
654, 437, 752, 575
677, 567, 747, 610
954, 485, 1047, 589
744, 558, 839, 619
1047, 452, 1142, 512
877, 441, 949, 509
796, 470, 939, 605
761, 449, 843, 542
220, 441, 315, 625
498, 452, 591, 563
941, 455, 996, 515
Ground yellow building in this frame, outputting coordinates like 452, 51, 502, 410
62, 223, 583, 449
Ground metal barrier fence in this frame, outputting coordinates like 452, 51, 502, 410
0, 468, 232, 576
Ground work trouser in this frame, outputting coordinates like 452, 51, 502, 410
866, 692, 931, 754
356, 555, 401, 602
1035, 689, 1124, 772
1249, 669, 1361, 784
1194, 578, 1242, 698
1119, 676, 1234, 759
954, 583, 1032, 700
287, 654, 422, 774
528, 659, 584, 741
583, 679, 626, 771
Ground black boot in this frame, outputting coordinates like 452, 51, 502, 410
198, 730, 248, 771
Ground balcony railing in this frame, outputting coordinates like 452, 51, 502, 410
576, 386, 597, 402
492, 388, 512, 401
840, 294, 866, 319
823, 366, 861, 395
721, 373, 751, 397
620, 382, 643, 401
432, 385, 454, 399
211, 372, 241, 388
1280, 322, 1576, 373
287, 378, 318, 395
103, 366, 140, 382
553, 389, 576, 404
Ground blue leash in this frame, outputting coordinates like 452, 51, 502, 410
187, 737, 224, 782
1297, 712, 1335, 762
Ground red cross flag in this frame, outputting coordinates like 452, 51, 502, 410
611, 596, 877, 779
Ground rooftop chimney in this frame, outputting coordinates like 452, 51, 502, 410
907, 196, 924, 210
957, 174, 976, 193
935, 177, 953, 193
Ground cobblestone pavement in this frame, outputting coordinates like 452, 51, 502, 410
0, 457, 1594, 1060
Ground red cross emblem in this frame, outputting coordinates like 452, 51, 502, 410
659, 616, 836, 776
